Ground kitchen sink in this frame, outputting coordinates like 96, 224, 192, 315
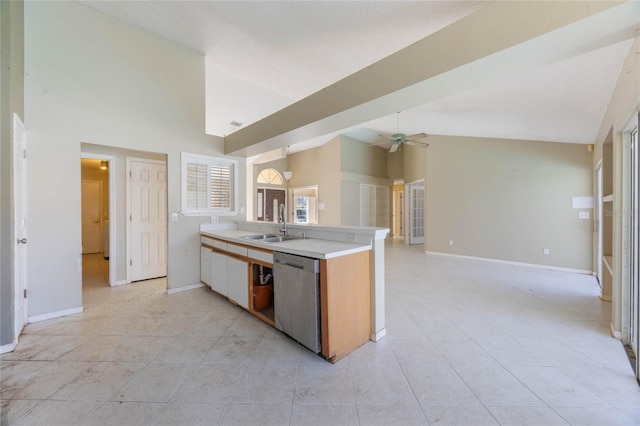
262, 235, 301, 243
242, 234, 301, 243
242, 234, 279, 240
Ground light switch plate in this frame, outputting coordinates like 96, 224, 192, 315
171, 212, 178, 222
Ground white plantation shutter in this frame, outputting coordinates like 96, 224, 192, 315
360, 184, 389, 227
210, 162, 233, 209
182, 153, 237, 214
186, 162, 208, 211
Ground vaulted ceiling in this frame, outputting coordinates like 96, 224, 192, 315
79, 1, 639, 157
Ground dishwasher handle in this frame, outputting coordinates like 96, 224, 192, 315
273, 252, 319, 274
274, 259, 305, 270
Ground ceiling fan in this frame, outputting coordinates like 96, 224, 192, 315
384, 112, 429, 152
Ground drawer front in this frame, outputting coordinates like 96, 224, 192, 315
248, 249, 273, 265
213, 240, 228, 251
226, 243, 248, 257
201, 236, 216, 247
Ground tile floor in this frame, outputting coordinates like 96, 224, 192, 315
81, 254, 167, 309
2, 241, 640, 425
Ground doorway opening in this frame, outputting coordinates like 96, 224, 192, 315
392, 181, 405, 239
80, 153, 167, 309
80, 157, 111, 298
256, 168, 286, 223
406, 180, 425, 245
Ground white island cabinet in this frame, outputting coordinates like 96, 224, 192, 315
209, 251, 228, 296
226, 256, 249, 309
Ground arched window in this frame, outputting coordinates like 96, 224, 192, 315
257, 168, 284, 186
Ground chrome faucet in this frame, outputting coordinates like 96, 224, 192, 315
279, 203, 287, 236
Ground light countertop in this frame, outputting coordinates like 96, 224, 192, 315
201, 229, 371, 259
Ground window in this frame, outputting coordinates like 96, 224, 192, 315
291, 186, 318, 224
257, 168, 284, 185
181, 152, 238, 215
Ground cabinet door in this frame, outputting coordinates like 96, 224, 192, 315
227, 256, 249, 309
200, 246, 212, 287
210, 251, 228, 296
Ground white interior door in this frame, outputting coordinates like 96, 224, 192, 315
13, 113, 28, 339
129, 159, 167, 282
408, 183, 425, 245
81, 180, 102, 254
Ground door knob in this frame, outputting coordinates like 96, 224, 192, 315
17, 238, 27, 244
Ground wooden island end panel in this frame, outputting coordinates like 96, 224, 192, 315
320, 250, 371, 363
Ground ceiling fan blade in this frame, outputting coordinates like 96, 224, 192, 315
389, 143, 400, 153
368, 140, 389, 147
405, 133, 428, 141
404, 140, 430, 148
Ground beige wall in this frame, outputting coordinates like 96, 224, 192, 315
340, 136, 392, 226
403, 144, 427, 186
425, 135, 593, 271
387, 151, 404, 181
288, 137, 342, 225
341, 135, 387, 177
288, 135, 393, 227
24, 1, 245, 317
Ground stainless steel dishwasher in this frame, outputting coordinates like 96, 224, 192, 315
273, 251, 321, 353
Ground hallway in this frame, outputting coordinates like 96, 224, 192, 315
82, 254, 166, 309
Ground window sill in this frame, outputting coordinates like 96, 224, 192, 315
180, 211, 239, 217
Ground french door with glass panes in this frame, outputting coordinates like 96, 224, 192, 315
408, 181, 424, 245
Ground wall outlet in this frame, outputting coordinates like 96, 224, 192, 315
543, 248, 550, 255
448, 240, 454, 246
347, 234, 356, 243
579, 211, 590, 219
171, 212, 178, 222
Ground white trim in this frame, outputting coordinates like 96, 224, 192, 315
425, 251, 593, 275
601, 294, 613, 302
370, 328, 387, 342
167, 283, 205, 295
111, 279, 129, 287
28, 307, 84, 323
611, 322, 622, 339
1, 341, 17, 354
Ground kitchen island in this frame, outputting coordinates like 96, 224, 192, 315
200, 221, 388, 362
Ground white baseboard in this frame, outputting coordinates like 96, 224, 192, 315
0, 341, 17, 354
425, 251, 592, 275
601, 294, 613, 302
167, 283, 205, 295
370, 328, 387, 342
110, 280, 129, 287
610, 323, 622, 339
28, 306, 84, 323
